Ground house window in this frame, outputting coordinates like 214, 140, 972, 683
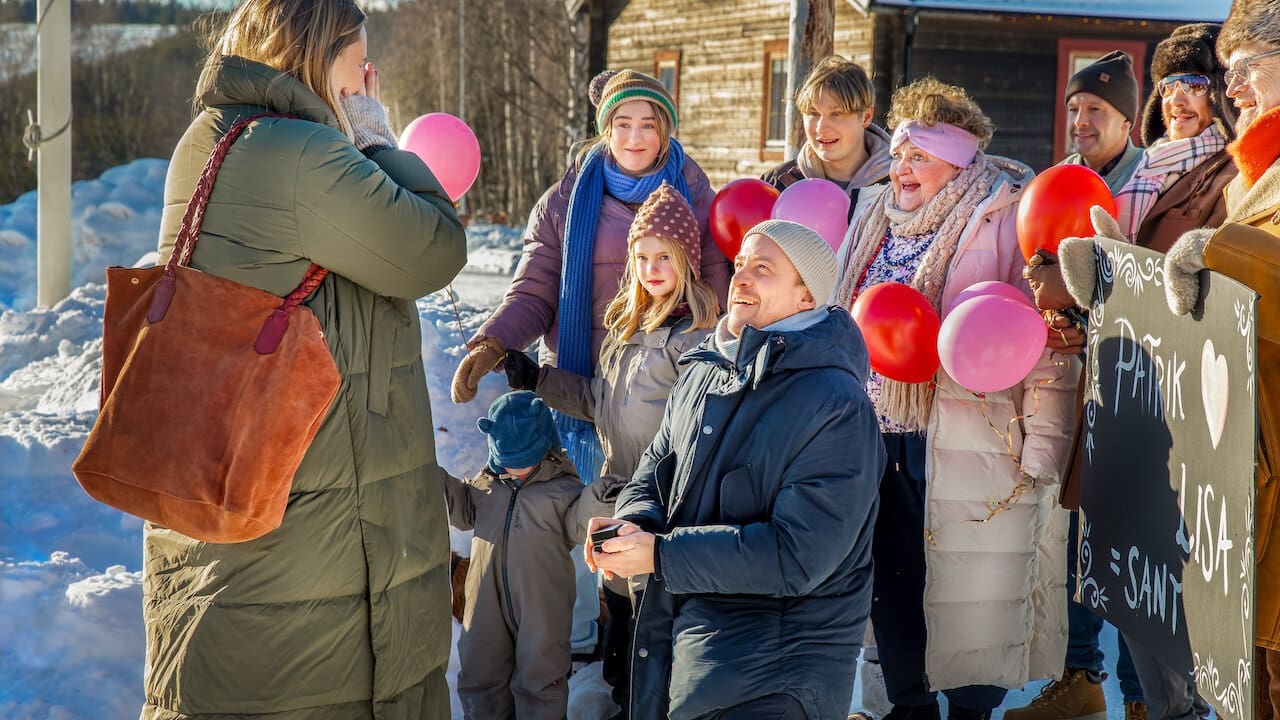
761, 40, 789, 161
1055, 38, 1147, 160
655, 50, 681, 108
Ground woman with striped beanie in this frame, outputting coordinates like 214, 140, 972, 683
449, 67, 730, 709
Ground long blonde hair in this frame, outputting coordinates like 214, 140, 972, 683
600, 235, 719, 364
196, 0, 366, 139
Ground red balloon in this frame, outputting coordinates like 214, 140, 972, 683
1016, 165, 1118, 261
851, 282, 941, 384
709, 179, 780, 261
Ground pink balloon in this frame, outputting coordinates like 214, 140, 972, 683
943, 280, 1035, 319
769, 178, 850, 252
398, 113, 481, 202
937, 295, 1048, 393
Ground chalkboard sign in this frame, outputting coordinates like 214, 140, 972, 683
1079, 238, 1256, 720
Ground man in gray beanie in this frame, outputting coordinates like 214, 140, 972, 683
585, 219, 886, 720
1062, 50, 1147, 193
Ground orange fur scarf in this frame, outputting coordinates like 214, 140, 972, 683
1228, 105, 1280, 186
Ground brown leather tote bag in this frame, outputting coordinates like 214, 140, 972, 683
73, 114, 341, 543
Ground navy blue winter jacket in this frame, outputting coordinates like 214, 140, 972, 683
615, 307, 886, 720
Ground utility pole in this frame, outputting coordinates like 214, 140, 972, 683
457, 0, 468, 216
785, 0, 834, 160
35, 0, 71, 308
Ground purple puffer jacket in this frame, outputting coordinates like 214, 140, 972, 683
474, 158, 730, 366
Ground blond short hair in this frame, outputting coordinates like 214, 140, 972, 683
887, 76, 995, 149
196, 0, 366, 139
795, 55, 874, 114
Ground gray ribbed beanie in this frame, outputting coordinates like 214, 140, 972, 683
745, 219, 837, 304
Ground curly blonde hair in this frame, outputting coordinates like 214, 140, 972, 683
886, 76, 994, 149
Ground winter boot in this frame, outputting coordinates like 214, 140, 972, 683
1004, 668, 1107, 720
1125, 702, 1148, 720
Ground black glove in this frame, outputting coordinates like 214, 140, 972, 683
503, 350, 539, 391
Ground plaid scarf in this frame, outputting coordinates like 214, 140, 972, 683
1115, 124, 1227, 238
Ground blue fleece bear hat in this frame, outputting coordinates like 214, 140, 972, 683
477, 391, 562, 470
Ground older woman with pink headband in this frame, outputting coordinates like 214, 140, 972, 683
834, 77, 1077, 720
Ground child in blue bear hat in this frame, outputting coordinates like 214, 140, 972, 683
439, 390, 622, 720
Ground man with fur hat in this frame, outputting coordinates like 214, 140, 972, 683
1062, 50, 1146, 193
1116, 22, 1239, 250
438, 391, 619, 720
586, 219, 886, 720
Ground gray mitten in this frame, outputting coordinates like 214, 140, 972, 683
1054, 206, 1127, 308
1164, 228, 1213, 315
340, 94, 397, 150
1089, 204, 1127, 245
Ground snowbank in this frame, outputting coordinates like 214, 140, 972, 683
0, 159, 168, 312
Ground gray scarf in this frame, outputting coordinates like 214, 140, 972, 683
795, 124, 893, 192
714, 307, 830, 364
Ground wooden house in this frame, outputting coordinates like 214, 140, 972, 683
569, 0, 1233, 186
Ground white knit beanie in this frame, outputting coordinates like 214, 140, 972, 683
745, 219, 837, 304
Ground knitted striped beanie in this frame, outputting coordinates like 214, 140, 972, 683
628, 181, 702, 279
746, 220, 837, 304
592, 69, 679, 132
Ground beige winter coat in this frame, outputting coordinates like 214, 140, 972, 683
535, 315, 710, 479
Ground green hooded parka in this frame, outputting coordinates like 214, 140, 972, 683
140, 56, 466, 719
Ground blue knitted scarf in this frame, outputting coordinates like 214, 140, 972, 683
555, 138, 692, 480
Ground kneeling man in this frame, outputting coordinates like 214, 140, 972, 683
589, 219, 887, 720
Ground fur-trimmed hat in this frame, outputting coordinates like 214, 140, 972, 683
477, 391, 560, 471
628, 182, 702, 280
1219, 0, 1280, 63
592, 69, 678, 132
1065, 50, 1140, 125
1142, 23, 1237, 145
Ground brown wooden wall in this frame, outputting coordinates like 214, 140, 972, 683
872, 10, 1186, 171
606, 0, 875, 188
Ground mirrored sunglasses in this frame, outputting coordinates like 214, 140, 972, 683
1157, 74, 1210, 98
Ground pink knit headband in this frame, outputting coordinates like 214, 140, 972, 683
890, 121, 979, 169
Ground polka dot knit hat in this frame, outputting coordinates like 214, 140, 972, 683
628, 181, 702, 280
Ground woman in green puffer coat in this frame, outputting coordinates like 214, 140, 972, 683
140, 0, 467, 717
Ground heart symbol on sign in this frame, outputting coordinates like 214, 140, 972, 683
1201, 339, 1229, 450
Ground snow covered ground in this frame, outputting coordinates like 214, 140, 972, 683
0, 161, 1122, 718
